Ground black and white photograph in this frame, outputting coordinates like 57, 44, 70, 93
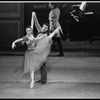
0, 0, 100, 99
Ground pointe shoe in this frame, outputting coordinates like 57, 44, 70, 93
30, 81, 34, 89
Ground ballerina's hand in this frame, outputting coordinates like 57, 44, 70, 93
12, 42, 16, 49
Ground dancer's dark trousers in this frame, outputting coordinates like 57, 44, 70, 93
40, 62, 47, 83
53, 37, 63, 55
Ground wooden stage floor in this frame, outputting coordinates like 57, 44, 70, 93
0, 51, 100, 98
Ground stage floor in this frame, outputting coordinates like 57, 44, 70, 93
0, 51, 100, 98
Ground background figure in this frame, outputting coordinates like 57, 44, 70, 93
70, 2, 93, 44
48, 2, 64, 56
70, 2, 87, 22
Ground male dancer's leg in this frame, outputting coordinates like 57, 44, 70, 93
36, 62, 47, 84
40, 62, 47, 84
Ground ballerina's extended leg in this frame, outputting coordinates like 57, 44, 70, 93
30, 71, 34, 88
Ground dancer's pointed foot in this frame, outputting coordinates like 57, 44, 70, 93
30, 81, 34, 89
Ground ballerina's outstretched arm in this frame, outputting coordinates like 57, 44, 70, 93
12, 38, 23, 49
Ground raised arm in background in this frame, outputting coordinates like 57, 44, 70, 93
31, 12, 42, 33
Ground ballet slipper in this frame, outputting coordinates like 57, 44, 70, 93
30, 81, 34, 89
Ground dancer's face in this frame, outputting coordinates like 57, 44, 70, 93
26, 27, 33, 35
41, 24, 48, 33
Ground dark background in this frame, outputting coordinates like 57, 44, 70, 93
0, 2, 100, 51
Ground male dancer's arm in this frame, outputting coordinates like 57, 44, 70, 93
31, 12, 42, 33
49, 26, 61, 39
